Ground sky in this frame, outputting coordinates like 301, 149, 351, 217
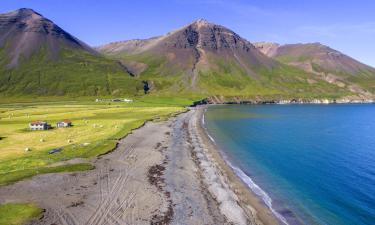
2, 0, 375, 66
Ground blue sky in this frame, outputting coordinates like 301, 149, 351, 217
2, 0, 375, 66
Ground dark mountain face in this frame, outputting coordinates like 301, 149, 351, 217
99, 19, 259, 52
154, 19, 255, 51
0, 8, 95, 68
98, 19, 276, 81
155, 19, 276, 68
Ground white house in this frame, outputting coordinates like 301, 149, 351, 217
29, 121, 50, 130
56, 119, 72, 128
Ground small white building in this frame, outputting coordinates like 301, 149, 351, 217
56, 119, 72, 128
29, 121, 50, 130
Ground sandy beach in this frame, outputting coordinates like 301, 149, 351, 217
0, 107, 278, 225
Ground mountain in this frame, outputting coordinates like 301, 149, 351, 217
1, 10, 372, 100
98, 19, 353, 99
254, 42, 375, 96
0, 8, 141, 96
98, 19, 276, 84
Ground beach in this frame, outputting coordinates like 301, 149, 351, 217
0, 107, 278, 225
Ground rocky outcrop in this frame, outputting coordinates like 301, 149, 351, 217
253, 42, 280, 57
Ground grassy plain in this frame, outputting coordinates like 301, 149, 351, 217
0, 97, 187, 186
0, 96, 189, 224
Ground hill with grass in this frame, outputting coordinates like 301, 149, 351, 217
1, 9, 374, 101
0, 8, 142, 96
97, 19, 362, 100
254, 42, 375, 98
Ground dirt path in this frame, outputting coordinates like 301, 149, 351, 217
0, 108, 277, 225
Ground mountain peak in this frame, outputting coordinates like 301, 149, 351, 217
16, 8, 38, 14
9, 8, 42, 18
0, 8, 96, 68
192, 18, 210, 25
186, 18, 219, 29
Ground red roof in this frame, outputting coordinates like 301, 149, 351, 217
30, 121, 46, 125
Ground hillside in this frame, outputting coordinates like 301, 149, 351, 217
255, 42, 375, 97
0, 8, 142, 96
98, 19, 353, 100
1, 9, 373, 100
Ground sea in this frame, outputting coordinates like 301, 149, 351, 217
204, 104, 375, 225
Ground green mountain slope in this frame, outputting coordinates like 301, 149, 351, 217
1, 9, 373, 101
0, 8, 142, 97
98, 19, 355, 100
255, 42, 375, 97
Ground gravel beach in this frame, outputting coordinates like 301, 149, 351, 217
0, 107, 278, 225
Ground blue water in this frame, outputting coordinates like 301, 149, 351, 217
204, 105, 375, 225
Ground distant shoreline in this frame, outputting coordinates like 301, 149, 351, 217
191, 98, 375, 106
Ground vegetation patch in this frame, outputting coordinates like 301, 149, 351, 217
0, 163, 94, 186
0, 203, 43, 225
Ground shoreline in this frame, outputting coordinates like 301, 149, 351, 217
192, 106, 279, 225
0, 107, 279, 224
191, 98, 375, 106
196, 104, 375, 225
197, 106, 294, 224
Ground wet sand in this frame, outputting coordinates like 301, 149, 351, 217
0, 107, 278, 225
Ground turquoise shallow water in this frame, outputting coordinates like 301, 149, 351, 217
204, 104, 375, 225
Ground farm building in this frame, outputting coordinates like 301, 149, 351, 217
57, 119, 72, 128
29, 121, 51, 130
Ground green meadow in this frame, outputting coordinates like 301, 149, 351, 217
0, 96, 191, 224
0, 203, 43, 225
0, 97, 189, 186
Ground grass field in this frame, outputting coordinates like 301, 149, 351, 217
0, 97, 187, 186
0, 203, 43, 225
0, 97, 189, 224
